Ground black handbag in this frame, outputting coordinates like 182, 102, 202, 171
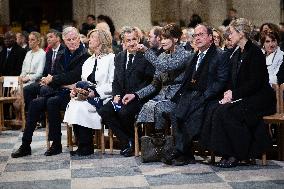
141, 135, 174, 163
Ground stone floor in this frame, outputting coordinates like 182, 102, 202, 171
0, 128, 284, 189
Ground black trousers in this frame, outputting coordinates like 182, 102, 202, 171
98, 99, 142, 146
23, 82, 41, 111
22, 93, 70, 144
72, 124, 93, 146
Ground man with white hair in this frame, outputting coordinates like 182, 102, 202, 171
12, 27, 90, 158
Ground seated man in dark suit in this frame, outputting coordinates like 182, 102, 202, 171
98, 26, 155, 157
170, 23, 230, 165
23, 29, 64, 111
11, 27, 90, 158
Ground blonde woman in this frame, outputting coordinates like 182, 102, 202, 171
20, 31, 46, 86
64, 29, 115, 156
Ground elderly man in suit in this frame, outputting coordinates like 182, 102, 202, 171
11, 27, 90, 158
169, 23, 230, 166
98, 26, 155, 157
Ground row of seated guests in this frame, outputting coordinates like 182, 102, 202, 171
11, 27, 90, 157
11, 19, 278, 169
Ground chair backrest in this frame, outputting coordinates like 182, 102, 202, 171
271, 84, 280, 114
0, 76, 22, 98
280, 83, 284, 114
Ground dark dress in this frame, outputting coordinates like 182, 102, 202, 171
201, 40, 276, 160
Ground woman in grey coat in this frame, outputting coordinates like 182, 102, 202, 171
123, 23, 191, 132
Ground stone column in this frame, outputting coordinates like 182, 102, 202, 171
72, 0, 96, 30
232, 0, 280, 27
0, 0, 10, 25
95, 0, 152, 31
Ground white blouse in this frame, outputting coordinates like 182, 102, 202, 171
20, 48, 46, 85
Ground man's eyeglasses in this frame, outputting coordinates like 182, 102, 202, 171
192, 32, 208, 38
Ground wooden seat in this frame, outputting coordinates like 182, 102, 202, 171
263, 83, 284, 164
0, 76, 25, 133
66, 121, 114, 154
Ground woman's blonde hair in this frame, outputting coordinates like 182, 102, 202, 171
29, 31, 41, 46
87, 29, 113, 54
229, 18, 253, 39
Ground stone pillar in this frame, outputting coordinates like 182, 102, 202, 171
0, 0, 10, 25
232, 0, 280, 27
72, 0, 96, 30
95, 0, 152, 31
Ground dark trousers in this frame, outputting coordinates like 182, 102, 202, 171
23, 82, 41, 111
72, 124, 93, 146
22, 93, 70, 144
98, 99, 142, 146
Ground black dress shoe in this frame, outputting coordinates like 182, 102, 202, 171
44, 144, 62, 156
11, 145, 31, 158
120, 140, 134, 157
172, 155, 196, 166
71, 146, 94, 156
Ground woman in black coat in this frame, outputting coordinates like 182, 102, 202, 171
201, 18, 276, 168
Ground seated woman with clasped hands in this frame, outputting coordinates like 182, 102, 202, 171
63, 29, 115, 156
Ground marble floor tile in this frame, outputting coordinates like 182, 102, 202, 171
0, 179, 70, 189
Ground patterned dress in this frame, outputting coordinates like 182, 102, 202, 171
136, 45, 191, 129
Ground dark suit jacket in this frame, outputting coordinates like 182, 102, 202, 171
112, 51, 155, 99
0, 43, 26, 76
48, 44, 90, 89
172, 44, 229, 141
42, 44, 65, 77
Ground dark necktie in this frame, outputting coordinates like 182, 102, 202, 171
195, 52, 205, 70
127, 54, 134, 70
50, 50, 57, 74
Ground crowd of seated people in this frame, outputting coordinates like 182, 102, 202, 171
0, 15, 282, 169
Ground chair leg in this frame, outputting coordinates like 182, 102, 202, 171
262, 153, 267, 165
210, 151, 215, 164
134, 122, 139, 157
109, 128, 113, 154
67, 124, 73, 151
46, 115, 50, 150
101, 124, 105, 154
0, 103, 3, 134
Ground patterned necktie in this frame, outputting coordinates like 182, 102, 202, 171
195, 52, 205, 70
50, 50, 57, 74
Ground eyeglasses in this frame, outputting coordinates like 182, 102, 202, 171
192, 32, 208, 38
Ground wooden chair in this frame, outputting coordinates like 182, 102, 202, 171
0, 76, 25, 133
65, 120, 114, 154
263, 83, 284, 164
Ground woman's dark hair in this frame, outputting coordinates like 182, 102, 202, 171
161, 23, 182, 42
97, 15, 115, 36
260, 31, 280, 46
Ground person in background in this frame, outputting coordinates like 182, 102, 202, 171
222, 8, 237, 26
260, 31, 284, 85
0, 31, 26, 76
81, 15, 96, 36
180, 28, 194, 52
16, 31, 29, 52
213, 28, 225, 50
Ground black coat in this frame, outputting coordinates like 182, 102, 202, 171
48, 44, 90, 89
173, 44, 230, 141
112, 51, 155, 99
201, 40, 275, 160
0, 43, 26, 76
